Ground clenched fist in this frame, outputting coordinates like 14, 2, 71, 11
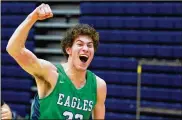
29, 3, 53, 21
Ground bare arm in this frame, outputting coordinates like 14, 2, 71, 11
92, 76, 107, 119
6, 4, 55, 85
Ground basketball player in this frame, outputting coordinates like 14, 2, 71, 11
6, 3, 107, 119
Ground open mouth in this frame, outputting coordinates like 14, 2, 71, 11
79, 55, 88, 63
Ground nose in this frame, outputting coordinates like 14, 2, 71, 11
82, 45, 89, 52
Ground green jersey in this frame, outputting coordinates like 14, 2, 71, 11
30, 64, 97, 119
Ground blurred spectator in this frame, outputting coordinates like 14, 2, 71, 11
1, 100, 12, 119
1, 100, 23, 120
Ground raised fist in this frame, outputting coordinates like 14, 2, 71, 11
30, 3, 53, 21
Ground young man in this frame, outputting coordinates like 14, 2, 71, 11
6, 3, 107, 119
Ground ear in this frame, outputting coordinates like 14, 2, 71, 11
66, 47, 72, 55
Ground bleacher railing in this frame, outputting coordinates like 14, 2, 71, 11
136, 59, 182, 120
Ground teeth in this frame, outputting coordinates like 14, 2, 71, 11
80, 55, 88, 58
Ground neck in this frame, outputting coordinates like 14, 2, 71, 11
62, 61, 86, 83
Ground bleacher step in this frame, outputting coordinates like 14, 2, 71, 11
35, 48, 62, 54
140, 107, 182, 116
52, 9, 80, 15
35, 22, 77, 28
35, 35, 62, 41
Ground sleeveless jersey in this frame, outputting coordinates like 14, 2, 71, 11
30, 64, 97, 119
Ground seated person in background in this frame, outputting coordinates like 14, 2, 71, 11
1, 100, 23, 120
1, 100, 12, 120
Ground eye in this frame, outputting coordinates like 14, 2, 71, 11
87, 44, 93, 48
77, 43, 83, 46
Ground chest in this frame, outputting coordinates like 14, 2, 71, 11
53, 73, 97, 112
57, 93, 95, 112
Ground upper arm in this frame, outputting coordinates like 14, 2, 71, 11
92, 76, 107, 119
7, 47, 56, 84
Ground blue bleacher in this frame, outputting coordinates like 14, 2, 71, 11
107, 111, 181, 120
2, 16, 26, 27
141, 101, 182, 110
108, 85, 182, 102
173, 47, 182, 58
93, 71, 137, 85
107, 85, 136, 98
2, 66, 32, 78
142, 73, 182, 87
106, 112, 135, 120
80, 16, 182, 29
109, 17, 127, 28
106, 98, 136, 112
80, 2, 110, 14
2, 78, 33, 91
142, 65, 182, 74
157, 17, 182, 29
105, 99, 181, 119
93, 71, 182, 88
1, 28, 35, 40
90, 57, 137, 70
1, 53, 16, 65
141, 87, 182, 102
2, 91, 31, 103
140, 115, 176, 120
156, 46, 173, 58
80, 2, 182, 15
96, 30, 182, 44
96, 44, 182, 58
9, 104, 29, 117
155, 31, 182, 44
1, 2, 36, 14
173, 3, 182, 14
96, 44, 123, 56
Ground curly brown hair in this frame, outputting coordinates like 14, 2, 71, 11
61, 24, 99, 59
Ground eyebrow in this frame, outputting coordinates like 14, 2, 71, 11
76, 40, 93, 44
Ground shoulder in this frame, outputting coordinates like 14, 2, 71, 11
95, 75, 107, 103
88, 70, 107, 94
34, 59, 58, 85
95, 75, 107, 94
38, 59, 57, 70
